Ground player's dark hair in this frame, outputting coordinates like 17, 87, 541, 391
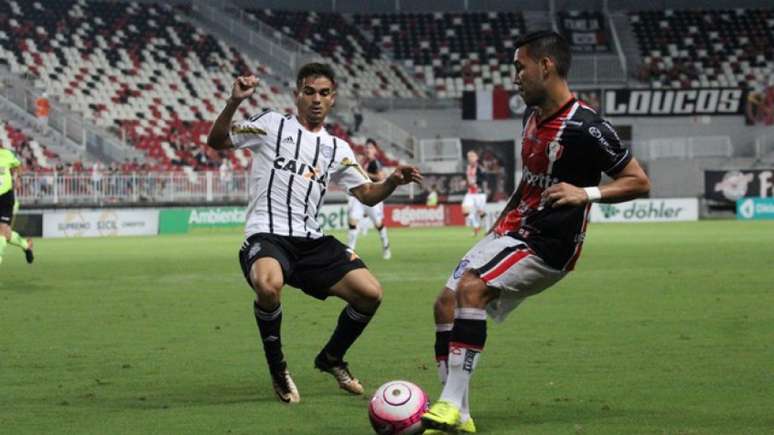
515, 31, 571, 78
296, 62, 336, 88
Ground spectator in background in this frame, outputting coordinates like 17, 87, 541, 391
90, 162, 103, 195
764, 81, 774, 125
219, 156, 234, 193
426, 184, 439, 207
745, 88, 764, 125
351, 93, 364, 133
35, 93, 50, 134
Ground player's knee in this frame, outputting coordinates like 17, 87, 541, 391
433, 288, 456, 318
455, 273, 489, 308
251, 274, 283, 301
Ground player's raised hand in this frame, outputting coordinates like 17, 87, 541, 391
388, 165, 423, 186
542, 182, 590, 208
230, 75, 259, 102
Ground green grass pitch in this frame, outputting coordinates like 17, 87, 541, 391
1, 221, 773, 434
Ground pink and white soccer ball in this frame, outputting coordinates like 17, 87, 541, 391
368, 380, 429, 435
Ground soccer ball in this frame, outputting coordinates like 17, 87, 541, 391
368, 380, 429, 435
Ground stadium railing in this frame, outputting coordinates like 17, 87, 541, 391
637, 135, 733, 160
17, 172, 248, 206
16, 172, 418, 206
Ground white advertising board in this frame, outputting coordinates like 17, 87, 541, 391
43, 209, 160, 238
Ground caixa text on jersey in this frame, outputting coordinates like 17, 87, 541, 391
273, 156, 327, 185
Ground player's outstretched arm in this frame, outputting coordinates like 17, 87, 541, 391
207, 75, 259, 150
351, 165, 423, 206
542, 158, 650, 208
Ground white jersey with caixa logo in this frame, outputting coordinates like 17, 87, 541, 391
230, 110, 369, 239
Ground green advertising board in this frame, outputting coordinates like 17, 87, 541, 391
736, 197, 774, 220
158, 207, 246, 234
158, 205, 352, 235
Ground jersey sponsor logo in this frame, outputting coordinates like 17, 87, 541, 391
273, 156, 327, 184
588, 126, 612, 148
453, 259, 471, 279
523, 166, 559, 189
230, 125, 267, 135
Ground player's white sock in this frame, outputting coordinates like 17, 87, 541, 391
378, 226, 389, 250
439, 308, 485, 409
461, 387, 471, 421
348, 228, 358, 250
440, 344, 481, 409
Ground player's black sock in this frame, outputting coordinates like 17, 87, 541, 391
321, 305, 375, 361
434, 329, 452, 361
253, 301, 285, 372
450, 317, 487, 351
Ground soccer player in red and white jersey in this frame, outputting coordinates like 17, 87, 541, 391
461, 150, 488, 236
422, 31, 651, 433
207, 63, 422, 404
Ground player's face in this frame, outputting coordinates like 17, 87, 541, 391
296, 75, 336, 126
467, 151, 478, 164
512, 47, 545, 107
366, 144, 378, 159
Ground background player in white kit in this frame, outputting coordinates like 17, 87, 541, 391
461, 150, 487, 236
207, 63, 422, 404
347, 140, 391, 259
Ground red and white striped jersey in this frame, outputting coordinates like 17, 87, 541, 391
494, 98, 631, 271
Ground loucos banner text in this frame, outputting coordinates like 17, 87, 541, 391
462, 87, 746, 120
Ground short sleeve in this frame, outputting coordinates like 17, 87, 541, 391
9, 151, 20, 168
330, 142, 371, 193
582, 119, 631, 176
229, 110, 273, 150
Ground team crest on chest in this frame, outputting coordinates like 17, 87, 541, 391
546, 141, 564, 162
321, 145, 334, 159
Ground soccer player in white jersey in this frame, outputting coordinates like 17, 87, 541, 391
207, 63, 422, 404
461, 150, 487, 236
347, 140, 391, 259
422, 31, 650, 433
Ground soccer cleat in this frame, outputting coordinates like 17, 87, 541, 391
270, 366, 300, 404
422, 400, 461, 432
382, 247, 391, 260
422, 416, 476, 434
314, 353, 364, 395
24, 239, 34, 264
458, 416, 477, 433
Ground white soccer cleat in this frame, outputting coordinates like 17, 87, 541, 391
382, 248, 391, 260
270, 367, 300, 404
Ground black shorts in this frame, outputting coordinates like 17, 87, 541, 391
0, 190, 14, 225
239, 233, 367, 300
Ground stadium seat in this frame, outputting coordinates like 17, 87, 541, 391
0, 0, 293, 171
354, 11, 526, 98
630, 8, 774, 88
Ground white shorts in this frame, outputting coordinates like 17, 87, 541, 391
462, 192, 487, 213
445, 233, 566, 323
347, 197, 384, 225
